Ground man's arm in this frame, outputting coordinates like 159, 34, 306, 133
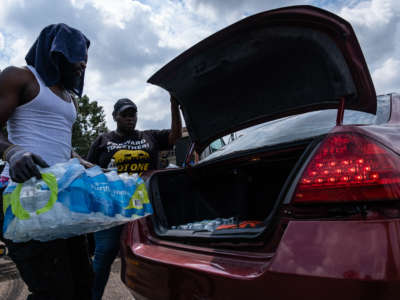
168, 95, 182, 146
0, 67, 49, 182
71, 150, 94, 169
0, 67, 24, 155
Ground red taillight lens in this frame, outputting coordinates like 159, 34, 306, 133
293, 133, 400, 203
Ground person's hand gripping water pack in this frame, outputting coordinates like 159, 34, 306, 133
4, 145, 49, 183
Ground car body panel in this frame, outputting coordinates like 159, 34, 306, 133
121, 218, 272, 280
121, 217, 400, 300
148, 5, 376, 151
270, 220, 400, 280
121, 94, 400, 299
121, 95, 400, 300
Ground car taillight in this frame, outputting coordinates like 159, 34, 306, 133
293, 133, 400, 203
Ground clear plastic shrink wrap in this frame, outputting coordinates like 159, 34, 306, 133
2, 158, 152, 242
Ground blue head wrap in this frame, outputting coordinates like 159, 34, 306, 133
25, 23, 90, 97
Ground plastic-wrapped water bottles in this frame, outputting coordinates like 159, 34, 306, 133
19, 178, 52, 213
173, 217, 238, 231
2, 158, 152, 242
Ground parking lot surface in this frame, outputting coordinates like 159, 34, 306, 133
0, 254, 134, 300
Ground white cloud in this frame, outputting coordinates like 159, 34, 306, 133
72, 0, 152, 29
0, 34, 31, 71
1, 0, 400, 133
150, 1, 215, 50
372, 58, 400, 94
337, 0, 400, 93
185, 0, 313, 23
0, 32, 4, 50
8, 38, 30, 66
340, 0, 394, 28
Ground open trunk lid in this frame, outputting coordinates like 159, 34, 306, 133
148, 5, 376, 152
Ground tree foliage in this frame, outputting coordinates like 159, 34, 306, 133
72, 95, 108, 158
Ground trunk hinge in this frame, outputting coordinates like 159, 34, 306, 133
336, 97, 345, 126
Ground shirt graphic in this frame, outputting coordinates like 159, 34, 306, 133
87, 130, 171, 174
112, 149, 150, 174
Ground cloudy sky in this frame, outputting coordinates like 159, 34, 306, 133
0, 0, 399, 130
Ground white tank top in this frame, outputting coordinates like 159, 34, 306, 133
1, 65, 76, 177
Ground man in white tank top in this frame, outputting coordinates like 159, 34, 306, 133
0, 24, 93, 300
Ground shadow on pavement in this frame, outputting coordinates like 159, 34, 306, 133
0, 256, 134, 300
0, 257, 20, 282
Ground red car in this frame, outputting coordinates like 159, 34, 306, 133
120, 5, 400, 300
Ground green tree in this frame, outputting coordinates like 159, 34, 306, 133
72, 94, 108, 157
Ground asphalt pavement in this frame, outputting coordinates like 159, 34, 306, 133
0, 254, 134, 300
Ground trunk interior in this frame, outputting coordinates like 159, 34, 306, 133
149, 141, 313, 241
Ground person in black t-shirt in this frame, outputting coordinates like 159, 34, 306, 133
87, 96, 182, 300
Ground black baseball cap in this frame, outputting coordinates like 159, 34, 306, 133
113, 98, 137, 114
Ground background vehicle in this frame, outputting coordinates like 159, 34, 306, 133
120, 6, 400, 300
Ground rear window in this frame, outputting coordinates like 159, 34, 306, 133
200, 95, 391, 162
343, 95, 390, 125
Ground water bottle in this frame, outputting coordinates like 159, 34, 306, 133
107, 158, 118, 172
20, 177, 51, 213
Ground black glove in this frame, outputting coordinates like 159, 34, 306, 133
4, 145, 49, 183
